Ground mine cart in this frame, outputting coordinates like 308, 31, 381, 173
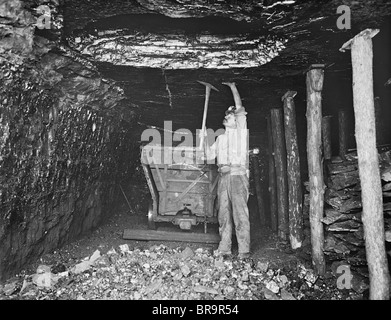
141, 145, 219, 232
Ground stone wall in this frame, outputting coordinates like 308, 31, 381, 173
0, 0, 140, 281
322, 150, 391, 261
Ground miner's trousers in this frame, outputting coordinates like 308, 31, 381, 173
217, 173, 250, 254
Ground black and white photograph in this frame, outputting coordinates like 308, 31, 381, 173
0, 0, 391, 307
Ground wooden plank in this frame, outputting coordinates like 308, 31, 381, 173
153, 163, 166, 190
142, 164, 158, 203
341, 28, 389, 300
267, 116, 278, 233
282, 90, 303, 249
141, 164, 159, 220
271, 108, 289, 241
166, 179, 210, 183
152, 167, 210, 184
123, 229, 220, 244
306, 65, 326, 276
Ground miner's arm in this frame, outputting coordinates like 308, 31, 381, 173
222, 82, 247, 129
222, 82, 243, 111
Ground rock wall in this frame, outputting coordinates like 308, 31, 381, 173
0, 0, 140, 281
301, 149, 391, 293
322, 149, 391, 262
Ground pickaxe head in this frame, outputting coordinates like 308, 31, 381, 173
197, 80, 219, 92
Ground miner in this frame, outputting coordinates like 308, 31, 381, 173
202, 82, 250, 259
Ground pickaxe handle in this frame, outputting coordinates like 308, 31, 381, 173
200, 87, 211, 150
197, 81, 218, 151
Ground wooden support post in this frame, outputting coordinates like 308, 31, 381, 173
270, 108, 289, 241
338, 109, 347, 160
322, 116, 332, 160
267, 116, 278, 233
306, 64, 326, 276
251, 155, 266, 227
340, 29, 390, 300
282, 91, 303, 249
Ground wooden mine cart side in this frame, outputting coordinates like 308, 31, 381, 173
141, 145, 219, 231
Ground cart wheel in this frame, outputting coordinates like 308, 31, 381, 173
147, 201, 156, 230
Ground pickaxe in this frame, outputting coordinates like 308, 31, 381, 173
197, 81, 219, 150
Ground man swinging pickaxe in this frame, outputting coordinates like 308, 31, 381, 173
197, 81, 251, 260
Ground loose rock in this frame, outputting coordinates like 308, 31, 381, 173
263, 287, 279, 300
194, 285, 219, 295
180, 247, 194, 260
3, 281, 18, 296
36, 265, 51, 274
266, 280, 280, 294
180, 263, 191, 277
32, 272, 59, 288
257, 261, 269, 272
281, 289, 296, 300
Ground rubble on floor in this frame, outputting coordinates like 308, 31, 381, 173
0, 243, 366, 300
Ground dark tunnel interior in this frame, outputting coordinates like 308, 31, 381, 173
1, 0, 391, 300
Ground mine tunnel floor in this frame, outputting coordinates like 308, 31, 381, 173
0, 200, 369, 300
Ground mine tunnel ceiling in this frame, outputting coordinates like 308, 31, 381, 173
71, 14, 286, 69
60, 0, 391, 134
